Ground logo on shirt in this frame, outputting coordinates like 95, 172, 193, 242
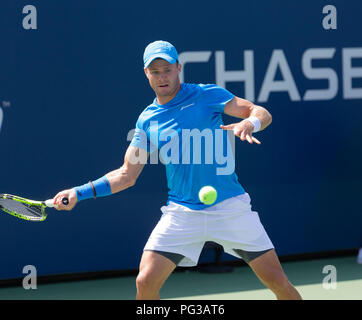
180, 103, 195, 110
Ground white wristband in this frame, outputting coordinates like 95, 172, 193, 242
246, 116, 261, 133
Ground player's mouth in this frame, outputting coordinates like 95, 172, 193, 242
158, 84, 169, 88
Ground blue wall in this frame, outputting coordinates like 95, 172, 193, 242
0, 0, 361, 279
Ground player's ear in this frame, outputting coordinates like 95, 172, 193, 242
177, 61, 181, 72
144, 67, 149, 78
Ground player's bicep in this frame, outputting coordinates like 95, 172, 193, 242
224, 96, 253, 119
123, 145, 148, 183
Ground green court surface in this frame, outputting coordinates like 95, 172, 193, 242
0, 256, 360, 300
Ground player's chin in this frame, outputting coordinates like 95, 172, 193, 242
156, 85, 171, 95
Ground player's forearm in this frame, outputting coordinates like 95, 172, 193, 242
249, 105, 272, 131
105, 167, 136, 194
73, 147, 145, 202
225, 97, 272, 132
73, 167, 136, 203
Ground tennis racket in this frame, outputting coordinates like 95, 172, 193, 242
0, 193, 68, 221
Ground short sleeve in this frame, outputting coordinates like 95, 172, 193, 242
129, 119, 150, 151
199, 84, 235, 113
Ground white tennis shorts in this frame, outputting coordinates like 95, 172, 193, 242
144, 193, 274, 267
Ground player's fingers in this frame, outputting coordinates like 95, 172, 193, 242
220, 124, 235, 130
252, 136, 261, 144
53, 192, 68, 210
56, 200, 69, 211
54, 201, 60, 210
233, 128, 242, 138
246, 134, 253, 143
56, 198, 65, 210
56, 194, 63, 204
52, 194, 61, 209
240, 131, 246, 141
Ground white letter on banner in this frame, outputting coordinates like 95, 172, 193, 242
215, 50, 255, 102
178, 51, 212, 83
302, 48, 338, 101
258, 50, 301, 102
342, 48, 362, 99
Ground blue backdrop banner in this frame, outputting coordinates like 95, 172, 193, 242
0, 1, 361, 279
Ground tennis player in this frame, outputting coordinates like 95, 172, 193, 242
53, 40, 302, 300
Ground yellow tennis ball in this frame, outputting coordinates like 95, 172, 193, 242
199, 186, 217, 205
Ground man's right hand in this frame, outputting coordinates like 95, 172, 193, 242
53, 188, 78, 211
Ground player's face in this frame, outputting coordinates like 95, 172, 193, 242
145, 59, 181, 104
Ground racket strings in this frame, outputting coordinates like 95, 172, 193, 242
0, 198, 44, 218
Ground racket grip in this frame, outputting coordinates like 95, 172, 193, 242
45, 198, 69, 207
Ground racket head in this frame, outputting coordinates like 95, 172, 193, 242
0, 194, 47, 221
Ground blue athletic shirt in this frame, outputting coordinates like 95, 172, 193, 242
130, 83, 245, 210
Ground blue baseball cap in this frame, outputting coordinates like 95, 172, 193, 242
143, 40, 179, 68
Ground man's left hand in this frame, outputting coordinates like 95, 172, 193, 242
220, 120, 261, 144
